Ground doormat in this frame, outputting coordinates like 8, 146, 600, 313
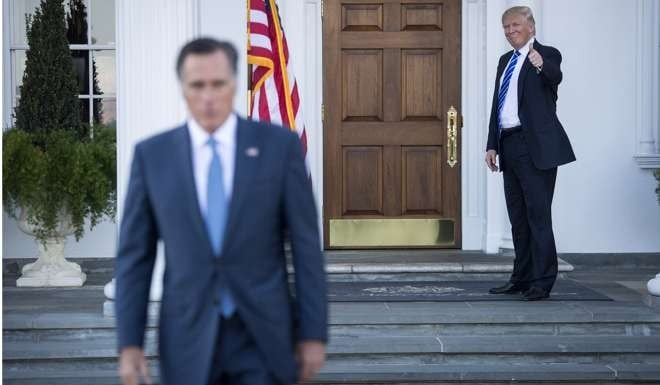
327, 280, 612, 301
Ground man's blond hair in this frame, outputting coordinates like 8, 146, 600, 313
502, 6, 536, 33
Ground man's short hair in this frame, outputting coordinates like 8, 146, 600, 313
176, 37, 238, 79
502, 6, 536, 31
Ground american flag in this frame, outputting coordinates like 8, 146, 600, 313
248, 0, 309, 169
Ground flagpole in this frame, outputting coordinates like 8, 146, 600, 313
247, 0, 253, 118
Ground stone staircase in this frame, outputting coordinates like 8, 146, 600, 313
4, 252, 660, 384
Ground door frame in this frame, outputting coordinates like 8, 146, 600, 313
321, 0, 463, 250
286, 0, 500, 252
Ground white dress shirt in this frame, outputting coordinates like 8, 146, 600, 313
188, 113, 237, 216
499, 36, 536, 129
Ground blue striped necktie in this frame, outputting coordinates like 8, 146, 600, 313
497, 50, 521, 137
205, 137, 236, 317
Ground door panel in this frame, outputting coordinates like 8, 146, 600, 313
323, 0, 461, 249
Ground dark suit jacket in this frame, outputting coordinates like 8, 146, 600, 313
486, 40, 576, 171
115, 117, 328, 385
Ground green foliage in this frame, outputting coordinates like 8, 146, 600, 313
14, 0, 82, 140
655, 169, 660, 206
4, 0, 116, 245
3, 126, 117, 243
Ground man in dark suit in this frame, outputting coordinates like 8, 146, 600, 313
485, 7, 576, 301
115, 38, 327, 385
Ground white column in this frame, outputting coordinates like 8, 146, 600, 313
2, 0, 12, 129
461, 0, 488, 250
634, 0, 660, 169
635, 0, 659, 155
105, 0, 199, 300
636, 0, 660, 296
483, 0, 509, 254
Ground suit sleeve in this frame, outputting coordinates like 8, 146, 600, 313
486, 74, 500, 152
540, 48, 562, 86
283, 132, 328, 344
114, 144, 158, 352
486, 56, 506, 152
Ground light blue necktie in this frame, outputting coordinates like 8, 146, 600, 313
205, 137, 236, 317
497, 50, 521, 138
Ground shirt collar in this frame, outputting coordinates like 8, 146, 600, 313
188, 113, 237, 150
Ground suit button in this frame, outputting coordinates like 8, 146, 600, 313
213, 298, 219, 305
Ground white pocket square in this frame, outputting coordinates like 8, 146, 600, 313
246, 147, 259, 157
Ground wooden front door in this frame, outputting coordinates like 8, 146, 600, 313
323, 0, 461, 249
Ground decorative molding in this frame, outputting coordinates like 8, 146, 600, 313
634, 154, 660, 169
634, 0, 660, 167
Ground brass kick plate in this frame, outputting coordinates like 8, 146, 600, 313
329, 218, 455, 247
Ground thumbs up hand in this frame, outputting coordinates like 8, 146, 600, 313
528, 43, 543, 72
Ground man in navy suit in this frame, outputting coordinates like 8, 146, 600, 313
115, 38, 327, 385
485, 7, 575, 301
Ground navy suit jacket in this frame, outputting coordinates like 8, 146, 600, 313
115, 117, 328, 385
486, 40, 576, 171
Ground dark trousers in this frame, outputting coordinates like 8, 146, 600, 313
500, 129, 559, 292
207, 314, 281, 385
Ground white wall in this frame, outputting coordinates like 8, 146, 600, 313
462, 0, 660, 253
542, 0, 660, 252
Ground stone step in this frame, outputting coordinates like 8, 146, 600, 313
2, 253, 576, 273
316, 363, 660, 383
3, 253, 575, 287
4, 319, 660, 348
3, 361, 660, 384
325, 252, 576, 281
5, 304, 660, 334
5, 333, 660, 362
5, 288, 660, 330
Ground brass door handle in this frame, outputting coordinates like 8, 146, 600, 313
447, 106, 458, 168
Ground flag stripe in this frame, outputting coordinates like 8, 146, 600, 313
250, 10, 268, 25
268, 0, 296, 129
248, 0, 310, 176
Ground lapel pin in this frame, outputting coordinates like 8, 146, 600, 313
246, 147, 259, 157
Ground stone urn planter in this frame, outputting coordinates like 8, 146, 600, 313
650, 169, 660, 297
104, 250, 164, 302
3, 0, 115, 289
649, 274, 660, 296
16, 210, 86, 287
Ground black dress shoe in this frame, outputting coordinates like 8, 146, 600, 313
522, 287, 550, 301
489, 282, 526, 295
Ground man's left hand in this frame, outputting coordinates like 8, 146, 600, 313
296, 340, 326, 383
528, 43, 543, 70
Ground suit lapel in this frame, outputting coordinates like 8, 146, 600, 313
517, 41, 537, 107
222, 118, 260, 254
177, 124, 215, 257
